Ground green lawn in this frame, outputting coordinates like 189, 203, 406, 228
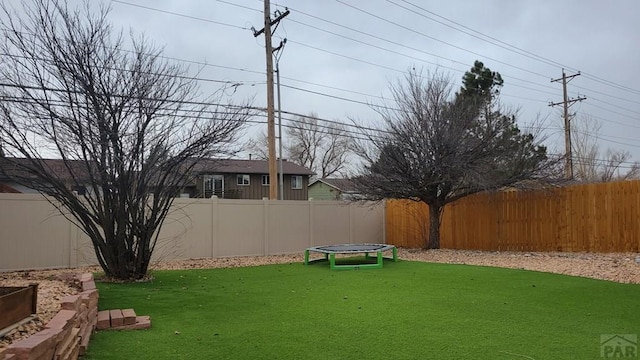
84, 259, 640, 359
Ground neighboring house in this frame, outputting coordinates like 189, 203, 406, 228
308, 178, 360, 200
0, 157, 90, 194
0, 157, 315, 200
186, 159, 314, 200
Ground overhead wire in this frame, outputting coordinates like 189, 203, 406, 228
392, 0, 572, 71
266, 2, 562, 95
110, 0, 249, 30
393, 0, 640, 97
6, 1, 638, 153
103, 1, 599, 123
334, 0, 550, 79
4, 90, 637, 168
104, 0, 640, 167
107, 0, 640, 133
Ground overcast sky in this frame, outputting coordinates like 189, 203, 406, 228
6, 0, 640, 168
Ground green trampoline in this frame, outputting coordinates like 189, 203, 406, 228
304, 244, 397, 270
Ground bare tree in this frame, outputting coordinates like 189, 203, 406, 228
285, 113, 351, 178
244, 131, 269, 160
572, 114, 639, 182
0, 0, 253, 280
245, 113, 352, 177
353, 64, 553, 249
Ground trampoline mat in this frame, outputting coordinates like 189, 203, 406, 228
313, 244, 389, 253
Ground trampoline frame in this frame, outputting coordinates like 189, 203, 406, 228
304, 243, 397, 270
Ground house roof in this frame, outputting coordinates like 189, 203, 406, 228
0, 183, 20, 193
0, 157, 91, 182
0, 157, 315, 187
193, 159, 314, 176
310, 178, 358, 193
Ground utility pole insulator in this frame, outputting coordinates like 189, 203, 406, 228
550, 69, 586, 180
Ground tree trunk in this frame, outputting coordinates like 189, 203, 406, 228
426, 203, 443, 249
95, 232, 153, 280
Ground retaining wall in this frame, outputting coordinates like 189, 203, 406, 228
1, 274, 97, 360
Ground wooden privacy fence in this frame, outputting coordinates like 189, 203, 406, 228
386, 180, 640, 252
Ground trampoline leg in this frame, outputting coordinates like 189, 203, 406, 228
304, 249, 310, 265
365, 252, 370, 260
329, 253, 336, 270
376, 251, 383, 268
392, 246, 398, 262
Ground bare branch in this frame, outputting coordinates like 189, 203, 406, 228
284, 112, 351, 178
243, 130, 269, 160
571, 114, 639, 182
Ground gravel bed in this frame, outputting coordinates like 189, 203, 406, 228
1, 249, 639, 352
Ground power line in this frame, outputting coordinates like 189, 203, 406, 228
587, 114, 640, 131
2, 42, 633, 141
288, 40, 405, 75
0, 51, 265, 88
588, 97, 640, 117
583, 102, 640, 123
581, 74, 640, 96
334, 0, 550, 80
273, 0, 639, 108
570, 83, 640, 106
110, 0, 639, 114
392, 0, 640, 97
270, 4, 469, 73
111, 0, 249, 30
571, 127, 640, 147
263, 5, 580, 101
287, 18, 463, 73
6, 1, 638, 152
292, 2, 639, 110
104, 2, 633, 126
6, 92, 622, 162
284, 16, 560, 98
392, 0, 571, 71
216, 0, 262, 13
268, 1, 563, 96
280, 84, 398, 110
0, 94, 388, 142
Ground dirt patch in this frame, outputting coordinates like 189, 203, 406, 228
1, 249, 639, 351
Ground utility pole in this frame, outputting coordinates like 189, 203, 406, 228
253, 2, 289, 200
549, 69, 586, 180
274, 39, 286, 200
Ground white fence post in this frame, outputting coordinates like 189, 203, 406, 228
308, 199, 314, 247
211, 196, 218, 258
263, 199, 269, 256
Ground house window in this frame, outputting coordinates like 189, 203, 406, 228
262, 175, 269, 186
237, 174, 250, 186
203, 175, 224, 198
291, 175, 303, 189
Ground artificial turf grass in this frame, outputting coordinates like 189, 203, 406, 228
84, 260, 640, 360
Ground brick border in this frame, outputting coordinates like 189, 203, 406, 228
1, 273, 98, 360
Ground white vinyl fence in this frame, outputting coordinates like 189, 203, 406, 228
0, 194, 385, 272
